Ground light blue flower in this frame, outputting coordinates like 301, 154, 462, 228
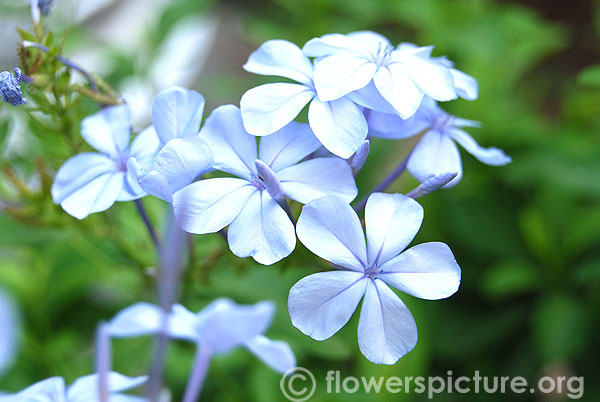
288, 193, 461, 365
172, 105, 358, 265
129, 87, 213, 202
0, 68, 26, 106
0, 288, 20, 377
367, 97, 512, 187
396, 42, 479, 101
0, 372, 147, 402
240, 40, 368, 158
303, 31, 470, 119
106, 299, 296, 374
51, 105, 160, 219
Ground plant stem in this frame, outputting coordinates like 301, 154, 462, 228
353, 149, 413, 212
182, 345, 212, 402
134, 199, 160, 250
147, 216, 186, 401
95, 322, 111, 402
21, 40, 99, 92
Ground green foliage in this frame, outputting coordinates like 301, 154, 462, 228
1, 0, 599, 401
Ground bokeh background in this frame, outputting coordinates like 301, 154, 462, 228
0, 0, 599, 400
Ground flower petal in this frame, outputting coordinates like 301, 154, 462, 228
129, 157, 170, 202
140, 137, 214, 202
373, 64, 423, 119
129, 126, 161, 169
279, 158, 358, 204
201, 105, 258, 178
407, 130, 462, 187
151, 86, 205, 144
195, 299, 275, 354
366, 109, 430, 139
312, 55, 376, 101
296, 195, 367, 271
173, 178, 257, 234
449, 128, 512, 166
245, 335, 296, 373
288, 271, 367, 340
168, 304, 203, 341
55, 168, 124, 220
302, 34, 364, 57
451, 68, 478, 100
106, 302, 162, 337
0, 289, 19, 376
365, 193, 424, 266
67, 373, 147, 402
378, 242, 461, 300
81, 105, 131, 159
308, 97, 368, 158
347, 31, 392, 52
347, 81, 398, 115
243, 39, 314, 86
227, 190, 296, 265
5, 377, 66, 401
391, 53, 457, 102
258, 122, 321, 172
357, 279, 418, 364
241, 83, 314, 136
51, 153, 113, 208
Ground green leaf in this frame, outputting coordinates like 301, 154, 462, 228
576, 65, 600, 88
481, 259, 541, 299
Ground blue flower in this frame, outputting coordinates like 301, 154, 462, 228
396, 42, 479, 101
240, 40, 368, 158
0, 68, 26, 106
37, 0, 55, 15
51, 105, 160, 219
303, 31, 471, 119
0, 372, 147, 402
172, 105, 358, 265
367, 97, 512, 187
106, 299, 296, 374
0, 288, 19, 377
288, 193, 461, 364
129, 87, 213, 202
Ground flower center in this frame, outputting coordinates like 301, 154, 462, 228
432, 112, 453, 133
372, 43, 393, 67
364, 264, 382, 278
114, 156, 128, 172
249, 173, 266, 190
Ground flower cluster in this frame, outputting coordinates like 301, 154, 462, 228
1, 26, 515, 398
240, 32, 477, 158
107, 299, 296, 374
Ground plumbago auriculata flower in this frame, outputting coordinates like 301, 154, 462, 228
288, 192, 461, 364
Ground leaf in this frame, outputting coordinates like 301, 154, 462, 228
481, 259, 541, 299
576, 65, 600, 88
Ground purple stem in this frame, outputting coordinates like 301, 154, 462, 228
95, 322, 111, 402
182, 345, 212, 402
134, 199, 160, 250
146, 215, 186, 401
353, 149, 413, 212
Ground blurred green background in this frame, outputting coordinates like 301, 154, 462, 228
0, 0, 599, 400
